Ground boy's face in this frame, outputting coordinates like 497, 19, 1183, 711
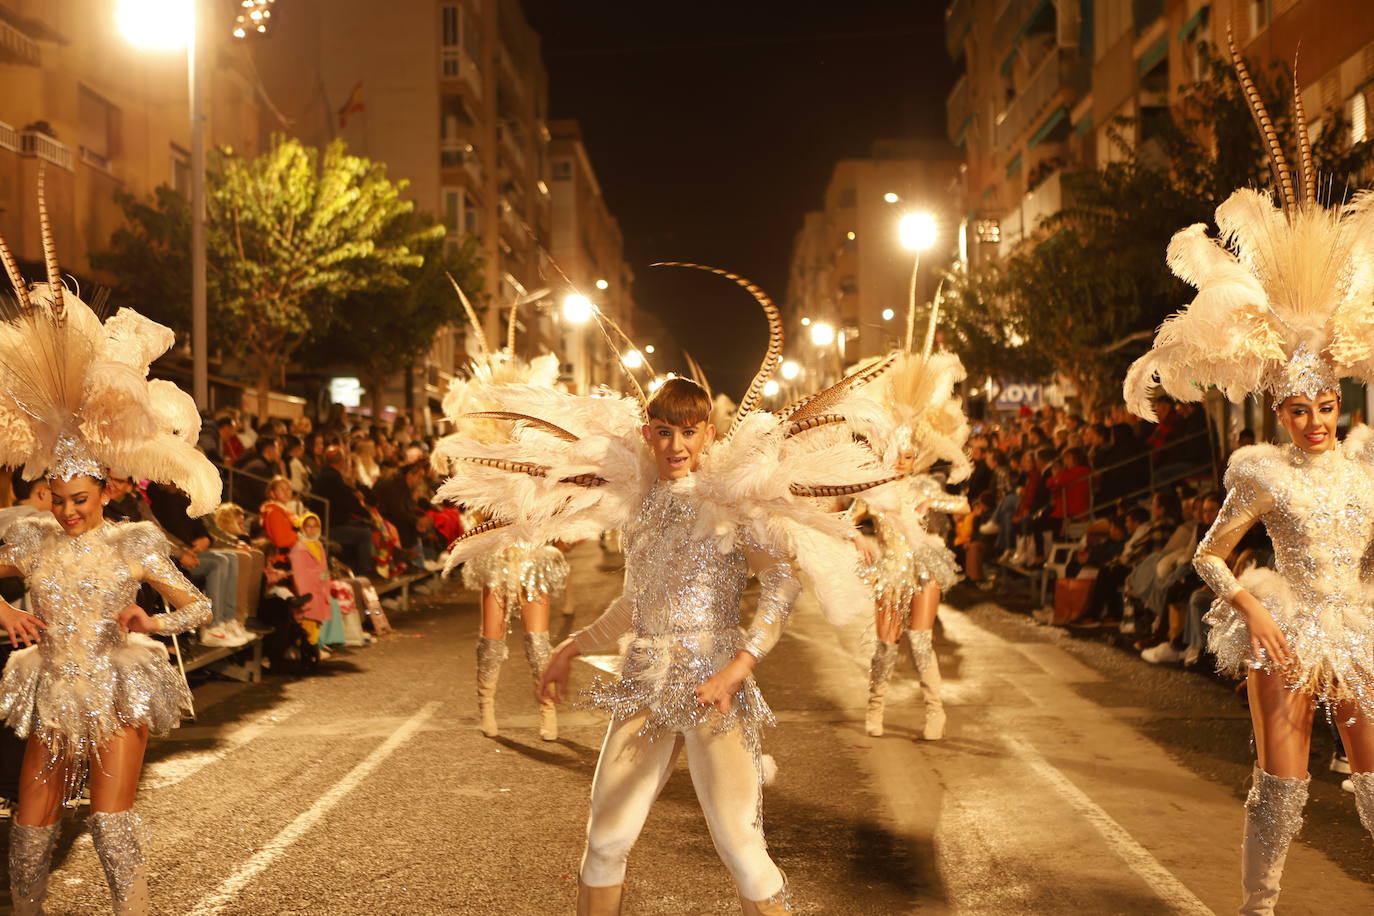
641, 419, 715, 480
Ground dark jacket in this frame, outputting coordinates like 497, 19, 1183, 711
312, 465, 369, 526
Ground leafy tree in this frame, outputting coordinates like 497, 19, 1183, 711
96, 135, 428, 419
302, 212, 482, 419
947, 45, 1374, 417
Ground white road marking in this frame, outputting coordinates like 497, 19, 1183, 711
142, 702, 305, 790
1005, 735, 1215, 915
187, 702, 440, 916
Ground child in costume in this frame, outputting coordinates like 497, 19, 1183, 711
434, 263, 899, 914
0, 175, 221, 916
1124, 34, 1374, 914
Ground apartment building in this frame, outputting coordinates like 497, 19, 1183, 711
548, 119, 637, 392
784, 141, 960, 384
0, 0, 260, 278
946, 0, 1374, 269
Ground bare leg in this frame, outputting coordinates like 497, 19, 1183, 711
87, 725, 151, 915
10, 737, 69, 915
908, 586, 945, 740
1238, 670, 1313, 915
1334, 699, 1374, 840
521, 593, 557, 740
476, 587, 508, 737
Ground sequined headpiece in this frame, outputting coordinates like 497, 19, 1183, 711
0, 170, 222, 515
1124, 30, 1374, 421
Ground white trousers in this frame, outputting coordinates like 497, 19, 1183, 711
579, 708, 784, 900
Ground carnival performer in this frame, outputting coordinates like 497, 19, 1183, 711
1124, 36, 1374, 915
434, 264, 897, 914
846, 345, 971, 741
437, 280, 568, 741
0, 175, 221, 916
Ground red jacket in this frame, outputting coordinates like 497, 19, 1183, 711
1047, 465, 1092, 519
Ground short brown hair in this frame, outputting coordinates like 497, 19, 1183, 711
646, 378, 711, 427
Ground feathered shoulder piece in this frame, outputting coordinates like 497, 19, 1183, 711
1221, 441, 1283, 490
0, 172, 220, 515
432, 385, 654, 568
1125, 32, 1374, 420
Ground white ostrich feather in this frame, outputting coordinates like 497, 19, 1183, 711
0, 286, 220, 514
1128, 187, 1374, 418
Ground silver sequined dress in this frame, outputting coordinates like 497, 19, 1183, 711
1195, 429, 1374, 713
0, 518, 211, 776
571, 479, 800, 753
863, 475, 966, 615
461, 542, 568, 614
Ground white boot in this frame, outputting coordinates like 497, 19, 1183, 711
907, 629, 945, 740
865, 642, 898, 737
89, 809, 149, 915
476, 636, 507, 738
1239, 765, 1308, 915
9, 821, 60, 916
524, 631, 557, 741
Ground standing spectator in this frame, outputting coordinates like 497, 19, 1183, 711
312, 445, 377, 576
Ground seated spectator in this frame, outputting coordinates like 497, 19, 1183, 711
1071, 507, 1152, 627
0, 471, 49, 605
312, 445, 376, 576
283, 434, 313, 495
1046, 447, 1092, 526
372, 461, 427, 554
146, 482, 251, 647
234, 434, 286, 508
351, 436, 382, 489
260, 477, 299, 554
217, 413, 246, 464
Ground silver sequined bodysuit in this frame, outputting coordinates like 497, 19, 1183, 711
1195, 430, 1374, 713
0, 518, 210, 789
572, 479, 801, 749
863, 475, 967, 617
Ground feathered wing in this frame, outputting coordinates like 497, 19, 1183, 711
692, 411, 888, 625
433, 385, 653, 569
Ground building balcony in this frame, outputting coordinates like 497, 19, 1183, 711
0, 121, 18, 153
440, 139, 483, 184
440, 48, 482, 102
1020, 165, 1067, 234
946, 74, 970, 145
993, 48, 1082, 151
0, 19, 39, 67
945, 0, 972, 58
19, 130, 73, 171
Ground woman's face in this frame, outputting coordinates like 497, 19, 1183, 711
302, 517, 321, 539
49, 476, 107, 536
1277, 391, 1339, 453
894, 449, 917, 474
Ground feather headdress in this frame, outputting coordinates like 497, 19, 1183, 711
1125, 31, 1374, 419
0, 173, 220, 514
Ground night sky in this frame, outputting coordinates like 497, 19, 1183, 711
521, 1, 958, 399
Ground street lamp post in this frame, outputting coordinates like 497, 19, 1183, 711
898, 212, 938, 352
117, 0, 208, 410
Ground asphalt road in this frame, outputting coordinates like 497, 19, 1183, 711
6, 543, 1373, 914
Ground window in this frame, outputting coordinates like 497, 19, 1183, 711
552, 159, 572, 181
440, 4, 463, 78
169, 144, 190, 195
78, 86, 118, 170
1349, 90, 1369, 146
442, 187, 481, 237
1250, 0, 1274, 34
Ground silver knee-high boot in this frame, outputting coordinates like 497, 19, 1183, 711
476, 636, 508, 738
1239, 766, 1309, 916
88, 810, 148, 916
524, 631, 557, 741
865, 642, 899, 737
907, 629, 945, 740
1350, 771, 1374, 838
9, 821, 60, 916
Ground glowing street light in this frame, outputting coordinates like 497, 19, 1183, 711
644, 344, 655, 354
800, 317, 811, 327
810, 322, 836, 346
899, 212, 938, 252
621, 349, 644, 369
882, 308, 895, 321
595, 278, 610, 290
763, 379, 781, 397
780, 360, 800, 380
115, 0, 193, 49
883, 192, 900, 204
562, 293, 594, 323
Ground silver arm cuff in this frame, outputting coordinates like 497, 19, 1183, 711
743, 561, 802, 660
1193, 552, 1241, 602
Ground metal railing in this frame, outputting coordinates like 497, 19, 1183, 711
217, 463, 331, 543
1064, 428, 1214, 524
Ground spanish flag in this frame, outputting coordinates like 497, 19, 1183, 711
337, 82, 364, 129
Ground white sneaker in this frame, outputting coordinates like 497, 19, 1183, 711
1142, 642, 1185, 664
1182, 645, 1202, 667
1342, 777, 1355, 794
1332, 752, 1353, 775
200, 625, 233, 647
